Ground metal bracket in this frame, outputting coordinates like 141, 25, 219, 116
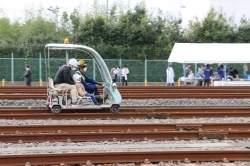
176, 125, 202, 131
147, 113, 170, 119
199, 132, 228, 140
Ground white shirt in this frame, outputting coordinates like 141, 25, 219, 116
121, 67, 129, 80
166, 67, 175, 84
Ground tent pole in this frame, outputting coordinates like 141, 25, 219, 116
224, 64, 227, 81
195, 63, 197, 77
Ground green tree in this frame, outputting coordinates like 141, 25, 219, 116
0, 18, 21, 44
185, 8, 234, 43
0, 1, 185, 60
59, 11, 72, 38
235, 16, 250, 43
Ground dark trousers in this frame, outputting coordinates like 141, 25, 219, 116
117, 77, 121, 86
86, 86, 100, 95
26, 80, 31, 86
197, 81, 203, 86
204, 80, 210, 86
122, 76, 127, 86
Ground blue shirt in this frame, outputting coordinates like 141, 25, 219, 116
76, 70, 97, 91
204, 68, 212, 80
217, 68, 225, 79
117, 68, 122, 77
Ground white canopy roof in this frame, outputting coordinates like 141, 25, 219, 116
168, 43, 250, 63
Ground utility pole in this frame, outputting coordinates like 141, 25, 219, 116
179, 0, 186, 23
48, 6, 60, 32
106, 0, 109, 18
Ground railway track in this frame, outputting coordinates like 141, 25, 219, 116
1, 86, 250, 165
1, 150, 250, 166
2, 93, 250, 99
0, 107, 250, 119
0, 124, 250, 143
1, 123, 249, 133
1, 86, 250, 99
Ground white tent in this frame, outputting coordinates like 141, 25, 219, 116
168, 43, 250, 64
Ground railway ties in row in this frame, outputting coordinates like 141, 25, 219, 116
0, 107, 250, 119
2, 86, 250, 99
0, 124, 250, 143
1, 114, 250, 164
1, 150, 250, 166
1, 86, 250, 165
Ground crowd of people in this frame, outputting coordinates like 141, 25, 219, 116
110, 65, 129, 86
165, 63, 245, 86
24, 59, 248, 87
184, 64, 240, 86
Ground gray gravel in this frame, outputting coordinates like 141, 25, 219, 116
1, 99, 250, 166
0, 117, 249, 125
15, 163, 250, 166
51, 162, 250, 166
155, 162, 250, 166
1, 99, 250, 107
1, 139, 250, 154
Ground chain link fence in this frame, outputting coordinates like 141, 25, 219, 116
0, 55, 248, 83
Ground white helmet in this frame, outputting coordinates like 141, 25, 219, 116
73, 74, 81, 83
68, 58, 78, 67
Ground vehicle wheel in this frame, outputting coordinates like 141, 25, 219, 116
110, 105, 119, 114
51, 105, 61, 114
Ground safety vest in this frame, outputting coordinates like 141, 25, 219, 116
76, 71, 86, 81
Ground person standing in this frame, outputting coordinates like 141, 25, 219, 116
110, 66, 117, 83
116, 66, 122, 86
184, 64, 191, 77
217, 64, 225, 80
196, 66, 204, 86
23, 64, 32, 86
166, 64, 175, 86
121, 65, 129, 86
203, 64, 212, 86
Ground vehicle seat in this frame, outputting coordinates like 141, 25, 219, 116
48, 77, 68, 91
76, 93, 94, 105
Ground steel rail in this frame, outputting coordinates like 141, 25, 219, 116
1, 123, 249, 133
2, 88, 250, 93
1, 93, 250, 99
1, 111, 250, 119
0, 107, 250, 119
1, 85, 250, 89
1, 150, 250, 165
0, 107, 249, 113
2, 86, 250, 99
0, 112, 250, 119
0, 131, 250, 143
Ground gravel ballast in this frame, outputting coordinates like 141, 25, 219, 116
1, 99, 250, 107
0, 117, 249, 125
1, 139, 250, 154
